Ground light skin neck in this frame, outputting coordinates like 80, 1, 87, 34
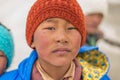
37, 58, 71, 80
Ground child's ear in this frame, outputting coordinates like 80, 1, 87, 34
30, 37, 35, 48
31, 42, 35, 48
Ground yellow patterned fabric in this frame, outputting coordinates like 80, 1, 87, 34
77, 50, 109, 80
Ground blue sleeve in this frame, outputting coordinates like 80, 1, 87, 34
0, 70, 19, 80
100, 75, 110, 80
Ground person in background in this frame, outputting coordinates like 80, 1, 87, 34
78, 0, 108, 46
0, 0, 110, 80
0, 23, 14, 75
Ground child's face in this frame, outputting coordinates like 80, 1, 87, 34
31, 18, 81, 67
85, 13, 103, 34
0, 51, 7, 75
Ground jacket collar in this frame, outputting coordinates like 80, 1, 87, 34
18, 50, 38, 80
77, 49, 109, 80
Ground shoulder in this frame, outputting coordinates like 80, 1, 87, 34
0, 50, 38, 80
0, 70, 19, 80
77, 45, 110, 80
100, 75, 110, 80
79, 45, 98, 53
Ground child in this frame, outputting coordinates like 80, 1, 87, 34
0, 23, 14, 75
78, 0, 108, 46
0, 0, 110, 80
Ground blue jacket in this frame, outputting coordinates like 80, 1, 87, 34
0, 46, 110, 80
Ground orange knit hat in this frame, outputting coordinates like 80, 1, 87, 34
26, 0, 86, 47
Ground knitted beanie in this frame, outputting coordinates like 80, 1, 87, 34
0, 23, 14, 68
26, 0, 86, 47
77, 0, 108, 17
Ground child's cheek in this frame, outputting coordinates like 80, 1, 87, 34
36, 31, 51, 50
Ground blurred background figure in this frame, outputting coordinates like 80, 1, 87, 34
78, 0, 108, 46
97, 1, 120, 80
0, 23, 14, 75
78, 0, 120, 80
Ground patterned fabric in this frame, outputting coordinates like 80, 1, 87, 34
77, 50, 109, 80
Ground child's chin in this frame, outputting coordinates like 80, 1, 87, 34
52, 61, 71, 67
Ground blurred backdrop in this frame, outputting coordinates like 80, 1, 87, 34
0, 0, 120, 80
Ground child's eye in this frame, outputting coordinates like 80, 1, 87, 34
67, 27, 77, 30
45, 27, 55, 30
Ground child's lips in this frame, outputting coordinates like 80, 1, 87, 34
52, 48, 71, 54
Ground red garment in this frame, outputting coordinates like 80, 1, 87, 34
26, 0, 86, 47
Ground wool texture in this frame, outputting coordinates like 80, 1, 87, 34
0, 23, 14, 68
26, 0, 86, 47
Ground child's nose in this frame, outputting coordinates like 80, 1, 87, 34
55, 30, 69, 44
